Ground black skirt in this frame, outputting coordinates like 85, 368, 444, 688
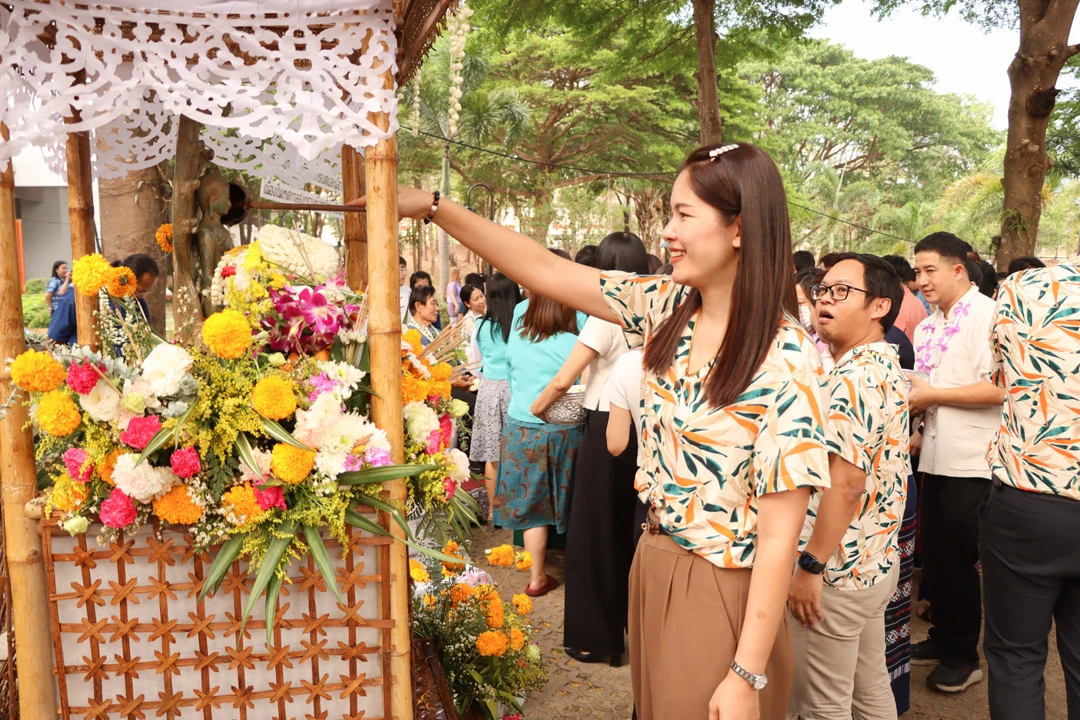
563, 408, 641, 655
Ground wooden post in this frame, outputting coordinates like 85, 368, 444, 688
171, 116, 210, 343
343, 145, 368, 289
364, 79, 412, 718
0, 124, 60, 720
65, 130, 100, 349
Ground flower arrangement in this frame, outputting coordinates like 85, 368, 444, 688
411, 555, 545, 719
155, 223, 173, 253
20, 238, 479, 645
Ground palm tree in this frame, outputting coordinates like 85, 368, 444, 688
401, 37, 528, 293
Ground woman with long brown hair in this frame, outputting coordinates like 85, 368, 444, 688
351, 143, 829, 720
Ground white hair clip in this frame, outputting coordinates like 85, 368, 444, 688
708, 144, 739, 161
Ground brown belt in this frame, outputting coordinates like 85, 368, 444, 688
641, 517, 669, 536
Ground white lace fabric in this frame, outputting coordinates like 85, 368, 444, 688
0, 0, 398, 183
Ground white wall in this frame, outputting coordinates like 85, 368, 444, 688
17, 187, 72, 281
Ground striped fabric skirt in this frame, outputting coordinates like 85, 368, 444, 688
886, 474, 918, 716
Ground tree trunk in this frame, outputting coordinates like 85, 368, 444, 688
997, 0, 1079, 270
99, 164, 169, 333
692, 0, 724, 146
171, 116, 211, 344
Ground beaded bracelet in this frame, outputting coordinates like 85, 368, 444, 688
423, 190, 441, 224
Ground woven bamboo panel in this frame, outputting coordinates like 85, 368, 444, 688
41, 517, 395, 720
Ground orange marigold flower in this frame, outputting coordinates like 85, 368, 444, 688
106, 266, 138, 298
509, 627, 526, 651
152, 485, 204, 525
202, 309, 253, 359
485, 598, 505, 629
10, 349, 65, 392
51, 473, 89, 513
222, 483, 263, 526
476, 630, 509, 657
441, 540, 465, 574
448, 583, 475, 608
37, 391, 82, 436
409, 559, 430, 583
155, 223, 174, 253
514, 551, 533, 571
270, 443, 316, 484
512, 593, 533, 616
251, 376, 297, 420
402, 329, 423, 356
429, 363, 452, 382
485, 544, 514, 568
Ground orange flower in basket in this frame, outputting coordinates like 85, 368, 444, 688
476, 630, 509, 657
485, 544, 514, 568
448, 583, 475, 608
509, 627, 526, 651
440, 540, 465, 574
152, 485, 204, 525
106, 266, 138, 298
512, 593, 533, 616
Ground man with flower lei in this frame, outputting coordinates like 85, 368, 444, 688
906, 232, 1005, 694
14, 226, 477, 639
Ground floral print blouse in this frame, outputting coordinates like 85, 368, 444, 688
600, 272, 831, 569
800, 343, 910, 591
990, 264, 1080, 500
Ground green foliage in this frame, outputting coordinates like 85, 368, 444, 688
22, 292, 50, 329
24, 277, 47, 294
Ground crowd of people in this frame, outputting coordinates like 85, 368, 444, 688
368, 140, 1080, 720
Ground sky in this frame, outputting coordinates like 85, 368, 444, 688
809, 0, 1080, 130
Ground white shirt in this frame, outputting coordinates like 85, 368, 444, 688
399, 285, 411, 322
602, 349, 643, 465
915, 286, 999, 478
578, 316, 630, 411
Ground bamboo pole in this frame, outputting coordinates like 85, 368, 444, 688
364, 80, 412, 718
0, 123, 60, 720
65, 130, 100, 349
342, 145, 368, 289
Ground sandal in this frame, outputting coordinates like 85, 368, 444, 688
524, 574, 560, 597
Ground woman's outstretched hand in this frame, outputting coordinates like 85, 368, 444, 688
345, 186, 435, 221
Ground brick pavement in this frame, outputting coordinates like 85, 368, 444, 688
471, 523, 1071, 720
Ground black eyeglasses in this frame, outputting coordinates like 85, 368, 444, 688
810, 283, 872, 302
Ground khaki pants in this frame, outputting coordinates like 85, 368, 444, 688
791, 563, 900, 720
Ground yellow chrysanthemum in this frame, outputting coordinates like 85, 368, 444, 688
402, 329, 423, 357
509, 627, 526, 651
98, 449, 125, 486
512, 593, 533, 616
71, 253, 114, 297
486, 544, 514, 568
514, 551, 533, 572
251, 376, 297, 420
152, 485, 204, 525
202, 309, 253, 359
423, 594, 437, 609
430, 363, 452, 382
441, 540, 465, 574
409, 559, 430, 583
106, 266, 138, 298
37, 391, 82, 436
10, 349, 65, 392
155, 223, 174, 253
222, 483, 263, 526
270, 443, 315, 484
448, 583, 475, 608
476, 630, 509, 657
51, 473, 89, 513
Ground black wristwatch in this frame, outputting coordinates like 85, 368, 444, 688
797, 550, 826, 575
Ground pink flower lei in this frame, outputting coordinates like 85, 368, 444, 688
914, 299, 971, 374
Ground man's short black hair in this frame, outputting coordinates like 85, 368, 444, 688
793, 250, 816, 273
409, 270, 432, 289
399, 256, 407, 268
1007, 256, 1045, 275
882, 255, 916, 283
830, 253, 902, 332
913, 232, 971, 268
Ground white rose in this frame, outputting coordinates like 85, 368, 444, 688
140, 343, 194, 397
79, 380, 121, 423
446, 448, 470, 483
403, 402, 440, 445
112, 454, 178, 503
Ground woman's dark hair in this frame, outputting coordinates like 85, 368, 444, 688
644, 143, 797, 409
793, 250, 816, 273
1007, 256, 1045, 275
410, 270, 432, 289
460, 283, 482, 309
977, 260, 998, 298
647, 254, 663, 274
521, 249, 580, 342
796, 267, 825, 305
51, 260, 68, 279
594, 232, 650, 274
830, 253, 903, 331
573, 245, 598, 267
408, 284, 436, 316
464, 272, 486, 290
482, 272, 521, 343
113, 254, 159, 278
819, 252, 841, 271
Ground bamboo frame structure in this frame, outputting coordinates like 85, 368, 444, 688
65, 129, 99, 350
342, 145, 369, 288
0, 123, 59, 720
363, 59, 413, 718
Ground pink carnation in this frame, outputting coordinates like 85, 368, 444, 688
169, 447, 202, 479
363, 447, 392, 467
426, 429, 442, 456
63, 448, 93, 483
443, 476, 457, 501
120, 415, 162, 450
99, 489, 137, 528
439, 414, 453, 445
254, 484, 287, 512
66, 362, 104, 395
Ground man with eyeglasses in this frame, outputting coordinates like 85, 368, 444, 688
788, 253, 909, 720
906, 232, 1004, 694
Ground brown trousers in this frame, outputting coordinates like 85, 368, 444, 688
629, 531, 794, 720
